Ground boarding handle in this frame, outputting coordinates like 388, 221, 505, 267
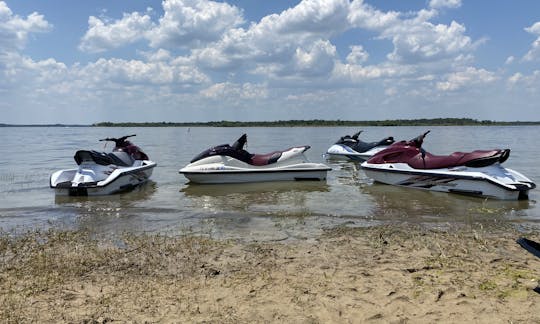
99, 134, 136, 146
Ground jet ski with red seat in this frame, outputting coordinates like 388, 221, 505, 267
179, 134, 331, 184
326, 131, 394, 161
50, 135, 156, 196
361, 131, 535, 200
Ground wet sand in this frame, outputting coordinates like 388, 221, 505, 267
1, 223, 540, 323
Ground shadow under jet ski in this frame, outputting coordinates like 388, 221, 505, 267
54, 180, 157, 205
362, 181, 531, 222
181, 180, 330, 197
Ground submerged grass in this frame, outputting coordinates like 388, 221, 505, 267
0, 230, 228, 322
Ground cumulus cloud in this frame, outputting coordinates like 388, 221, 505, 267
194, 0, 350, 73
79, 12, 154, 53
200, 82, 267, 99
428, 0, 462, 9
147, 0, 244, 49
505, 56, 515, 64
77, 57, 209, 86
264, 0, 350, 36
383, 15, 473, 64
346, 45, 369, 64
523, 21, 540, 61
0, 1, 51, 52
348, 1, 473, 65
79, 0, 244, 53
508, 70, 540, 92
332, 61, 414, 83
436, 67, 497, 91
348, 0, 399, 30
5, 0, 522, 123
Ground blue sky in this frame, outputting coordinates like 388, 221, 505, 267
1, 0, 539, 124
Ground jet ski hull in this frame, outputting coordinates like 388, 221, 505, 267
361, 162, 535, 200
50, 161, 156, 196
180, 158, 331, 184
181, 165, 330, 184
326, 144, 388, 162
181, 139, 331, 184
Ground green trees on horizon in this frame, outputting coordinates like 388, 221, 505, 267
91, 118, 539, 127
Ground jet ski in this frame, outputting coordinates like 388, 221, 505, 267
326, 131, 394, 161
179, 134, 331, 184
50, 135, 157, 196
361, 131, 535, 200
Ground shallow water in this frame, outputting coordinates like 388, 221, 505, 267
0, 126, 538, 240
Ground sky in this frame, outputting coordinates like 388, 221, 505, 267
1, 0, 539, 124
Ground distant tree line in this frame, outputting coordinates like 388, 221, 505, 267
91, 118, 540, 127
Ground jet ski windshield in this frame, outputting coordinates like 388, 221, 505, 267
190, 143, 253, 164
335, 130, 395, 153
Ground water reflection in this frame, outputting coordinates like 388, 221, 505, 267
181, 181, 330, 216
54, 181, 158, 206
52, 182, 169, 234
182, 180, 330, 196
362, 182, 533, 224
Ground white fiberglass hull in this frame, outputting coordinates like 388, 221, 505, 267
326, 144, 388, 162
50, 160, 156, 196
180, 156, 331, 184
361, 162, 535, 200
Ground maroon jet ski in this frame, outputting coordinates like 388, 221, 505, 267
361, 131, 535, 200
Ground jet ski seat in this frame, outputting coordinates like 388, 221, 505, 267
74, 150, 134, 167
408, 149, 510, 169
251, 151, 282, 166
352, 137, 394, 153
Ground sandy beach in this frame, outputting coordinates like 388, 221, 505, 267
1, 223, 540, 323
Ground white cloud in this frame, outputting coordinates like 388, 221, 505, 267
348, 1, 473, 65
508, 70, 540, 91
79, 0, 243, 53
290, 39, 337, 77
523, 21, 540, 61
200, 82, 267, 99
77, 57, 209, 86
5, 0, 536, 123
265, 0, 350, 36
79, 12, 154, 53
332, 61, 413, 83
385, 18, 473, 64
348, 0, 399, 30
147, 0, 244, 49
0, 1, 51, 52
428, 0, 462, 9
193, 0, 350, 74
505, 56, 515, 64
436, 67, 497, 91
346, 45, 369, 64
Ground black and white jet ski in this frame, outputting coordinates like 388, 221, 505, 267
179, 134, 331, 184
50, 135, 157, 196
326, 131, 394, 161
361, 131, 535, 200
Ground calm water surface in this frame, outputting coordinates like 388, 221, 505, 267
0, 126, 538, 240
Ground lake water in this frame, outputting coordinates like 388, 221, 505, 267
0, 126, 538, 240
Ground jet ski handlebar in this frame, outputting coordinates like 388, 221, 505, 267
351, 130, 363, 140
99, 134, 137, 147
411, 130, 430, 148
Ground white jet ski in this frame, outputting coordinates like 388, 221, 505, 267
326, 131, 394, 161
361, 131, 535, 200
179, 134, 331, 184
50, 135, 156, 196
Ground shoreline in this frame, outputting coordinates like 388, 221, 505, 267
1, 223, 540, 322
